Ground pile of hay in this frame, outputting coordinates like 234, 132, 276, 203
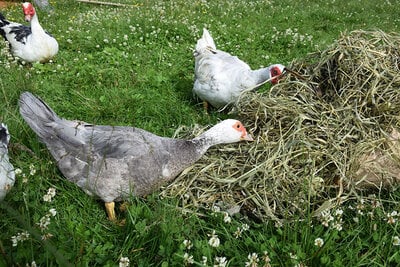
162, 30, 400, 221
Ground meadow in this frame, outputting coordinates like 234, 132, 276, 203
1, 0, 400, 266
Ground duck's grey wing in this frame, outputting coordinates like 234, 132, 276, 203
76, 125, 183, 199
79, 125, 164, 157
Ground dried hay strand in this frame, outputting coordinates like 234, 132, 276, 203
161, 30, 400, 221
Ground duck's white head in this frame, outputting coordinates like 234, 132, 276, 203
22, 2, 36, 22
269, 64, 286, 85
196, 119, 253, 146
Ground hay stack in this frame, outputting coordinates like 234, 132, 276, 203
162, 30, 400, 221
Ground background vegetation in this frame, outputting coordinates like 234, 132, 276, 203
1, 0, 400, 266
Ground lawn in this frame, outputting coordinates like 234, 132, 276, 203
1, 0, 400, 266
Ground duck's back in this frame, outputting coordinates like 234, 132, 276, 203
194, 49, 255, 108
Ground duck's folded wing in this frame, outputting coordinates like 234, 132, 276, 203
80, 125, 166, 159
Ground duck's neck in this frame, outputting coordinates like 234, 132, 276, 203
30, 14, 45, 35
250, 67, 272, 84
192, 129, 225, 155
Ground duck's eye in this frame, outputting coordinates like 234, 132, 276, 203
272, 69, 280, 76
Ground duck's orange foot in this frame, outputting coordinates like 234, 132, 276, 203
105, 202, 126, 226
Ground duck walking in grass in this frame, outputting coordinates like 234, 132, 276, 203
0, 2, 58, 63
193, 28, 286, 109
19, 92, 253, 221
0, 123, 15, 201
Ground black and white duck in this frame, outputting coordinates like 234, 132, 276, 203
0, 2, 58, 63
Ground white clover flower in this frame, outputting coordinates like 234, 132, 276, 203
20, 231, 30, 240
48, 208, 57, 217
314, 237, 324, 247
183, 239, 193, 250
367, 211, 374, 219
47, 187, 56, 198
356, 200, 365, 214
11, 231, 30, 247
245, 252, 259, 267
387, 213, 397, 225
233, 227, 242, 238
11, 235, 18, 247
211, 205, 221, 213
26, 261, 37, 267
119, 256, 130, 267
242, 223, 250, 231
43, 187, 57, 202
38, 215, 51, 231
14, 168, 22, 175
274, 220, 283, 228
393, 236, 400, 246
214, 256, 227, 267
262, 251, 271, 265
332, 221, 343, 231
335, 209, 344, 216
43, 194, 52, 202
183, 252, 194, 265
223, 212, 231, 223
208, 230, 220, 248
41, 233, 54, 240
29, 164, 36, 176
201, 256, 208, 265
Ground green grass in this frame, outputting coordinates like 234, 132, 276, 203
1, 0, 400, 266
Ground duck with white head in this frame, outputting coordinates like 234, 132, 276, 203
193, 28, 286, 110
19, 92, 253, 221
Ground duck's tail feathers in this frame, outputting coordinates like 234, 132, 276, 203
0, 13, 8, 26
195, 28, 217, 55
19, 92, 60, 141
0, 123, 10, 147
0, 13, 10, 39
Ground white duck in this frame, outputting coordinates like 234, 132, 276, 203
194, 28, 285, 109
0, 2, 58, 63
19, 92, 253, 221
0, 123, 15, 201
